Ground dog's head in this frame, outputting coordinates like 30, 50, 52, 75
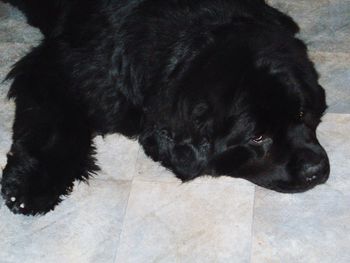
140, 24, 330, 192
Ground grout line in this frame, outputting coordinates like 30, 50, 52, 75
112, 178, 134, 263
248, 186, 257, 263
112, 144, 141, 263
327, 112, 350, 114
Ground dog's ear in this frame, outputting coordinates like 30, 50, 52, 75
254, 56, 327, 121
312, 84, 327, 117
252, 36, 328, 117
251, 57, 303, 117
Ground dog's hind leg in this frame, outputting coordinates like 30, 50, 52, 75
1, 42, 98, 215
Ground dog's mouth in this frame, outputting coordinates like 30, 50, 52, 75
263, 174, 330, 193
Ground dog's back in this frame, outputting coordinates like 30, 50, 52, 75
3, 0, 299, 36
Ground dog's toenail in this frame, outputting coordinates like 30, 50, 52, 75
20, 203, 25, 209
8, 151, 13, 156
10, 197, 16, 202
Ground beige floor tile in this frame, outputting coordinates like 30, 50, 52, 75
269, 0, 350, 53
0, 178, 132, 263
250, 114, 350, 263
134, 148, 180, 183
251, 188, 350, 263
310, 52, 350, 113
317, 114, 350, 192
0, 98, 13, 168
94, 135, 140, 181
116, 179, 255, 263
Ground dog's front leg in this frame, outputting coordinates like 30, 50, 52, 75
1, 44, 98, 215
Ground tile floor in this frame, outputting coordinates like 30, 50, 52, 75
0, 1, 349, 263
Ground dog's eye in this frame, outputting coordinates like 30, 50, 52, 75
251, 135, 264, 143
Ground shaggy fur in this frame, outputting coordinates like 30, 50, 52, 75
1, 0, 329, 215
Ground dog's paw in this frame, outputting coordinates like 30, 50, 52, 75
1, 153, 71, 215
1, 176, 63, 216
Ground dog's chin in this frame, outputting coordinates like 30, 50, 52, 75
258, 177, 329, 193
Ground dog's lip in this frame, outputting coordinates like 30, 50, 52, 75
269, 184, 318, 194
266, 177, 329, 193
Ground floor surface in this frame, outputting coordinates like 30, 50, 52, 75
0, 1, 349, 262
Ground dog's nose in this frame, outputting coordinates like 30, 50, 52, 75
290, 148, 330, 185
299, 157, 330, 184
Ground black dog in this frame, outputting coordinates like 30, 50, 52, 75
1, 0, 330, 215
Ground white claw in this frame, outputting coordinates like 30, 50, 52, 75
10, 197, 16, 202
8, 151, 13, 156
20, 203, 25, 209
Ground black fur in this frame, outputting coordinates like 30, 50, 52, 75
1, 0, 329, 215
